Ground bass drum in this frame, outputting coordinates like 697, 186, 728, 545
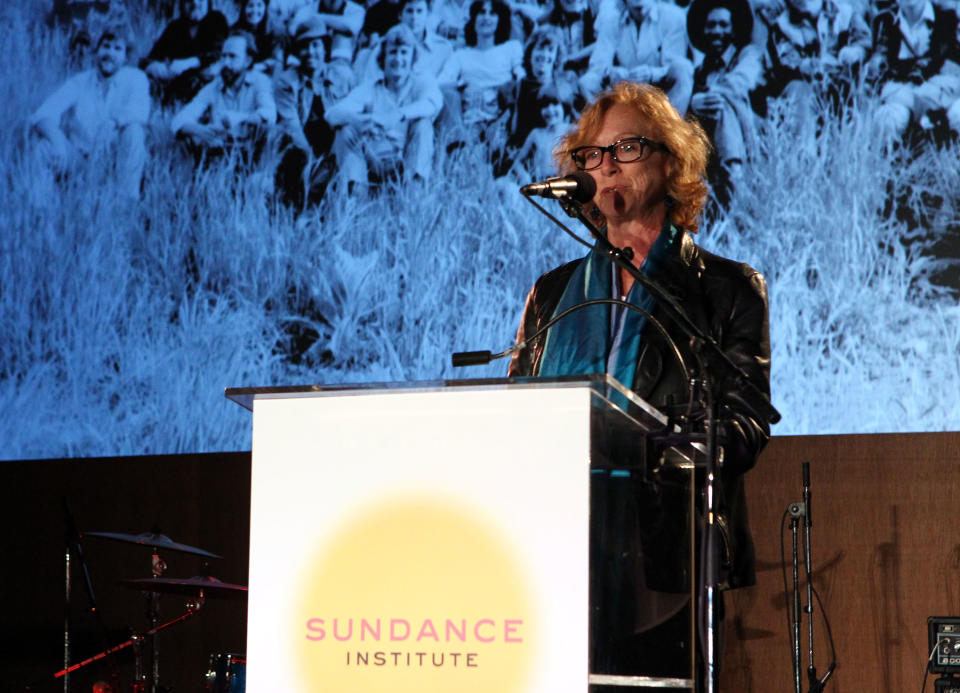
204, 653, 246, 693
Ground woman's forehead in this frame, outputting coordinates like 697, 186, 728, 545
585, 104, 654, 141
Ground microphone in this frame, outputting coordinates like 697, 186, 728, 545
520, 171, 596, 203
451, 350, 494, 367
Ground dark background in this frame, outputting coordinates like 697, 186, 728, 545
0, 453, 251, 693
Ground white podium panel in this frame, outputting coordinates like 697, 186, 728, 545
243, 383, 597, 693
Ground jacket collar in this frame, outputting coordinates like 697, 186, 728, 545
679, 230, 696, 267
671, 228, 702, 271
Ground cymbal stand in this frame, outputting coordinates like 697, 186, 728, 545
62, 498, 114, 693
64, 535, 71, 693
148, 548, 168, 693
132, 631, 146, 693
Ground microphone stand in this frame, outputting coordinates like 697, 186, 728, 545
787, 462, 832, 693
448, 187, 781, 690
803, 462, 818, 693
788, 498, 804, 693
543, 191, 780, 693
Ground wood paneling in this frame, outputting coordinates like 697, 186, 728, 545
722, 432, 960, 692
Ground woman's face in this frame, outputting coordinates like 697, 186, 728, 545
530, 42, 557, 82
584, 103, 668, 225
244, 0, 267, 25
474, 2, 500, 39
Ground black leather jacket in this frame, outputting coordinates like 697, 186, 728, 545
508, 232, 771, 592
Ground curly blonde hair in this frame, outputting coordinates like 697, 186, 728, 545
555, 82, 711, 232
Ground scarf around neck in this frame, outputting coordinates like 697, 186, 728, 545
538, 223, 680, 396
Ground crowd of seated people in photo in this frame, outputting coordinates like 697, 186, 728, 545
36, 0, 960, 207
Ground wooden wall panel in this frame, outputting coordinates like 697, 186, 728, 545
722, 432, 960, 692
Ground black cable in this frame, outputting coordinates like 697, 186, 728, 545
455, 296, 695, 416
922, 638, 945, 693
533, 298, 694, 419
810, 584, 836, 689
780, 507, 798, 677
530, 298, 691, 392
520, 191, 594, 250
779, 513, 837, 693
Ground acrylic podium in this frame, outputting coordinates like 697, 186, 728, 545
226, 375, 698, 693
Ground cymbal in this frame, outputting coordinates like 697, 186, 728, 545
120, 576, 247, 600
86, 531, 221, 559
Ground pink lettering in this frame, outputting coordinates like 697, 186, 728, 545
445, 619, 467, 642
390, 619, 410, 641
417, 618, 439, 642
333, 618, 353, 641
304, 617, 526, 644
305, 618, 325, 641
360, 618, 381, 641
474, 619, 495, 642
504, 619, 523, 642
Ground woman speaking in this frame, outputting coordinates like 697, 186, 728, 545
508, 81, 772, 684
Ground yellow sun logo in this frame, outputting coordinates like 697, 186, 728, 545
295, 495, 536, 693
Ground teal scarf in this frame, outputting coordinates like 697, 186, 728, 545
538, 225, 679, 395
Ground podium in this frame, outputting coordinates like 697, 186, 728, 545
226, 375, 698, 692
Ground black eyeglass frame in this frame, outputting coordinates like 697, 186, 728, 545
569, 136, 671, 171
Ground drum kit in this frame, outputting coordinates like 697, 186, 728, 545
54, 528, 247, 693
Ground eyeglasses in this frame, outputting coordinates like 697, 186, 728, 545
570, 137, 670, 170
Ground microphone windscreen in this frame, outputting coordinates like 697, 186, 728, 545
567, 171, 597, 203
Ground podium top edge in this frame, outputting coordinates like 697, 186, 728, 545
224, 374, 659, 418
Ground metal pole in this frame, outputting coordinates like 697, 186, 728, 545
802, 462, 818, 691
64, 545, 71, 693
789, 505, 803, 693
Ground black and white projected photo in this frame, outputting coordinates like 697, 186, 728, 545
2, 0, 959, 460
